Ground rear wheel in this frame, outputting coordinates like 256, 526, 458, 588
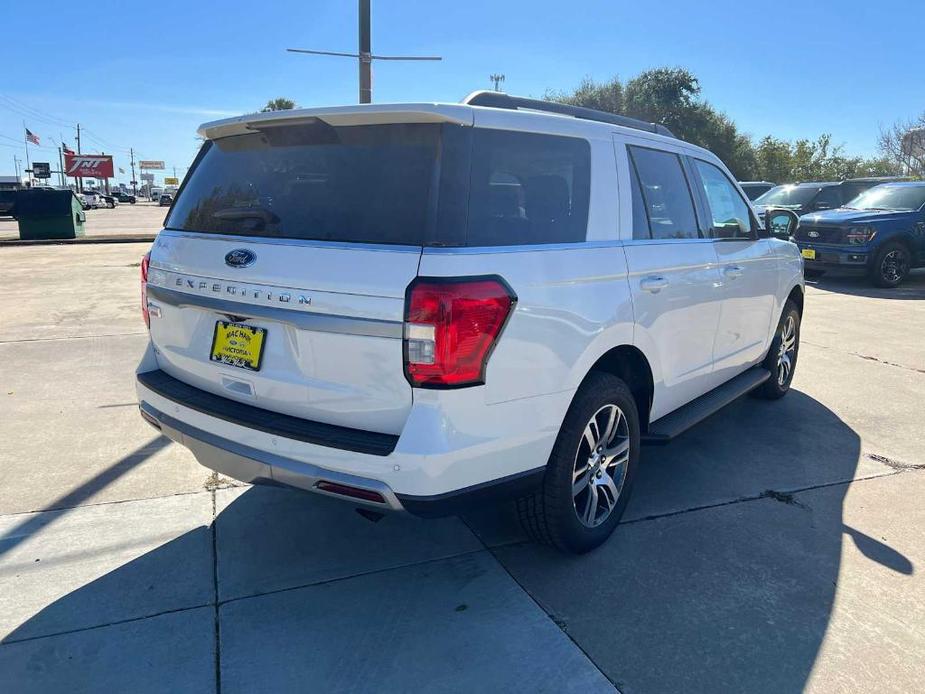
517, 372, 640, 554
870, 242, 911, 287
754, 300, 800, 399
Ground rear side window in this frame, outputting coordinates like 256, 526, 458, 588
466, 130, 591, 246
628, 146, 699, 240
167, 122, 441, 245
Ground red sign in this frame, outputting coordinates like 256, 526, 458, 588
64, 153, 114, 179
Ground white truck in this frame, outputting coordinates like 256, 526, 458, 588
136, 93, 803, 553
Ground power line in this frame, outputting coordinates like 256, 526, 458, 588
287, 0, 441, 104
0, 94, 73, 129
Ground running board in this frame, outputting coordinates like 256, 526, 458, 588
642, 367, 771, 445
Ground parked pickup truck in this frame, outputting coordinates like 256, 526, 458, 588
136, 93, 803, 553
796, 182, 925, 286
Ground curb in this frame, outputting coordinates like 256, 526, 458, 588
0, 234, 156, 247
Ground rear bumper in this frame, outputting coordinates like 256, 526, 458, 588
139, 401, 408, 511
136, 365, 565, 517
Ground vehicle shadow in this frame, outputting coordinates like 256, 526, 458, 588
1, 393, 910, 693
807, 267, 925, 300
464, 389, 909, 692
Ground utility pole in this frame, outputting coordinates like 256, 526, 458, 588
287, 0, 442, 104
358, 0, 372, 104
129, 147, 137, 196
490, 73, 505, 92
13, 155, 20, 181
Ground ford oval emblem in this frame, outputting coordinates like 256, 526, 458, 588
808, 231, 820, 238
225, 249, 256, 268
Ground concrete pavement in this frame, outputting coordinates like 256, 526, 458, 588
1, 241, 923, 693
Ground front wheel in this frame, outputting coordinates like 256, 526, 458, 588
755, 300, 800, 399
870, 242, 911, 288
517, 372, 640, 554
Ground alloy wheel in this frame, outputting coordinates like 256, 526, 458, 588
881, 249, 909, 285
572, 404, 630, 528
777, 315, 796, 386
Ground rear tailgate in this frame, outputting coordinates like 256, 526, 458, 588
147, 233, 419, 435
142, 114, 476, 436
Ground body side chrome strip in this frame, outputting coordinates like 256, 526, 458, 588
147, 284, 402, 339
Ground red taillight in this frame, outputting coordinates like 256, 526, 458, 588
404, 276, 515, 388
141, 252, 151, 328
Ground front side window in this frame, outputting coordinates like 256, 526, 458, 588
693, 159, 752, 239
628, 146, 699, 240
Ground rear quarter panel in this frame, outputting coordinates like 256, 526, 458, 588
417, 244, 635, 405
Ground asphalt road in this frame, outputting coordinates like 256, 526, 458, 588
1, 242, 923, 693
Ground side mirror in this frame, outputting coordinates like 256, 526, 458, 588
765, 208, 799, 240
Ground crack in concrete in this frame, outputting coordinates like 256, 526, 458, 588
851, 352, 925, 375
867, 453, 925, 471
802, 340, 924, 374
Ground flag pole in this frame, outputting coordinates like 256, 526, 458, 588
23, 121, 31, 186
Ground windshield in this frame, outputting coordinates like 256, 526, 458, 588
755, 185, 820, 206
844, 185, 925, 211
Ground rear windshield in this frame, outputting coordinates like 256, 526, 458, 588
166, 122, 591, 247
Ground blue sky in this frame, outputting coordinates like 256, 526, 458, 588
2, 0, 922, 186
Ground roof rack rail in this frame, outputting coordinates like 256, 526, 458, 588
462, 91, 675, 138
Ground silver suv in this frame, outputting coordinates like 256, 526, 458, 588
136, 92, 803, 553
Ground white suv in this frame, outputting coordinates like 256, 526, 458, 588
136, 93, 803, 553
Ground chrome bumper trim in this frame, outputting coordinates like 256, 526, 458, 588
140, 402, 405, 512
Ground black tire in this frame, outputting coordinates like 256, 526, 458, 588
804, 267, 826, 279
869, 241, 911, 288
755, 300, 800, 399
517, 372, 640, 554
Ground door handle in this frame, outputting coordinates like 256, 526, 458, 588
640, 276, 669, 293
723, 265, 744, 279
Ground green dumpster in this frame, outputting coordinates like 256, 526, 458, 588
13, 189, 86, 240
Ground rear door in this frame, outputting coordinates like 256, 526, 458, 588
145, 120, 457, 436
619, 141, 723, 420
688, 157, 778, 381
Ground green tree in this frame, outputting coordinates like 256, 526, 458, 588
261, 98, 297, 112
548, 68, 898, 183
547, 69, 757, 178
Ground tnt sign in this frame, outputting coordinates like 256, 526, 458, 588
64, 153, 114, 179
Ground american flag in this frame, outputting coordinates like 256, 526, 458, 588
25, 128, 40, 145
